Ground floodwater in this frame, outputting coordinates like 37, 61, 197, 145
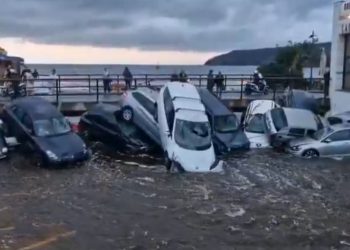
1, 143, 350, 250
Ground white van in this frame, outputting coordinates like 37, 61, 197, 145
157, 82, 223, 173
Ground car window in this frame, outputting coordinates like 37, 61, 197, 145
327, 117, 343, 125
307, 129, 316, 137
271, 108, 287, 131
163, 88, 175, 132
327, 130, 350, 142
132, 92, 156, 116
246, 114, 265, 134
22, 114, 33, 130
11, 106, 25, 121
288, 128, 305, 137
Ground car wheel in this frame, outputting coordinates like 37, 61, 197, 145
164, 152, 172, 171
122, 107, 133, 122
302, 149, 319, 159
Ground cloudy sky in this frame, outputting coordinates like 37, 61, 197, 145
0, 0, 332, 64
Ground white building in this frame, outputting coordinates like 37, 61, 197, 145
330, 0, 350, 114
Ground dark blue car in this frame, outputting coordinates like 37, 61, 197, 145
3, 97, 89, 166
198, 89, 250, 154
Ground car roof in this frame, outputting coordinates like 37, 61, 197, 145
248, 100, 277, 115
173, 98, 206, 113
283, 108, 317, 129
330, 111, 350, 120
198, 88, 231, 116
10, 97, 61, 119
166, 82, 200, 100
176, 109, 208, 122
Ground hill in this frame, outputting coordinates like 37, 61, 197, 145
205, 42, 331, 66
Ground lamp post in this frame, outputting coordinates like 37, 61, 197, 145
309, 31, 319, 88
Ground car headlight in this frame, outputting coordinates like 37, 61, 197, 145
2, 147, 8, 154
46, 150, 58, 160
291, 146, 301, 151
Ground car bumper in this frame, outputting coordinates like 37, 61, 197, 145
48, 152, 90, 166
285, 147, 303, 157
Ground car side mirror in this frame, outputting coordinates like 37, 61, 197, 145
323, 138, 332, 144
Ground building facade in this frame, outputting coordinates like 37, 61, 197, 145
331, 0, 350, 114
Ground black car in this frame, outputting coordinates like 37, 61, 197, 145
0, 120, 8, 159
3, 97, 89, 166
79, 104, 156, 153
278, 89, 319, 113
198, 89, 250, 154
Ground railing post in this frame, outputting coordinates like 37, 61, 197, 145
145, 74, 148, 86
240, 77, 243, 101
224, 75, 227, 91
56, 78, 59, 104
273, 83, 276, 101
58, 75, 61, 94
96, 79, 99, 103
134, 79, 137, 89
199, 75, 202, 87
88, 75, 91, 94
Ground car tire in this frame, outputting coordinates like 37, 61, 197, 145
122, 107, 133, 122
302, 149, 319, 159
164, 152, 172, 171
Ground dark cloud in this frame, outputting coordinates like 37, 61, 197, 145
0, 0, 332, 52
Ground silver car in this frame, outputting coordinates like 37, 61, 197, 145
288, 125, 350, 158
327, 112, 350, 126
121, 88, 161, 146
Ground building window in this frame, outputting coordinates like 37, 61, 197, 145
343, 35, 350, 90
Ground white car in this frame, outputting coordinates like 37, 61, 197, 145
157, 82, 223, 173
243, 100, 278, 148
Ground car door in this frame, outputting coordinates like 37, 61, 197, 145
319, 129, 350, 157
9, 105, 26, 139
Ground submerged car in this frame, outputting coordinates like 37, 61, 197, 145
288, 125, 350, 158
278, 89, 319, 113
3, 97, 89, 166
79, 104, 156, 153
121, 87, 161, 146
198, 88, 249, 154
157, 82, 223, 173
242, 100, 278, 148
0, 120, 8, 159
264, 107, 324, 147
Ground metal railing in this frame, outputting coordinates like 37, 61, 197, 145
0, 74, 326, 104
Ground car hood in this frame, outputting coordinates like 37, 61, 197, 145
215, 130, 250, 149
36, 133, 85, 157
289, 137, 317, 147
172, 146, 222, 173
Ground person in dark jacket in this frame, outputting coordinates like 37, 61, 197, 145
32, 69, 39, 79
207, 70, 214, 92
103, 68, 111, 94
178, 70, 188, 83
215, 71, 224, 97
123, 67, 133, 89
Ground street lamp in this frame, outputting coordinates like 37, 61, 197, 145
308, 31, 319, 87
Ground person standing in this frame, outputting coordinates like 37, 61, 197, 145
49, 68, 58, 95
123, 67, 133, 90
179, 70, 188, 83
32, 69, 39, 79
215, 71, 224, 97
103, 68, 111, 94
207, 70, 214, 92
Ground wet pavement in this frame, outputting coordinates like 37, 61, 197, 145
1, 143, 350, 249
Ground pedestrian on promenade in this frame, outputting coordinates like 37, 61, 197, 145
179, 70, 188, 83
207, 70, 214, 92
49, 68, 58, 95
103, 68, 111, 94
123, 67, 133, 90
32, 69, 39, 79
215, 71, 224, 97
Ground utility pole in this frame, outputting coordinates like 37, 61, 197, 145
309, 31, 319, 88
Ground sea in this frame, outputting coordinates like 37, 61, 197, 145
27, 64, 257, 76
27, 64, 318, 78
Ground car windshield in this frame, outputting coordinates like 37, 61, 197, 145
214, 115, 239, 133
271, 108, 288, 131
33, 117, 71, 137
246, 114, 265, 134
312, 127, 334, 140
174, 119, 211, 151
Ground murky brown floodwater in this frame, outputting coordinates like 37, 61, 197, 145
1, 142, 350, 250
